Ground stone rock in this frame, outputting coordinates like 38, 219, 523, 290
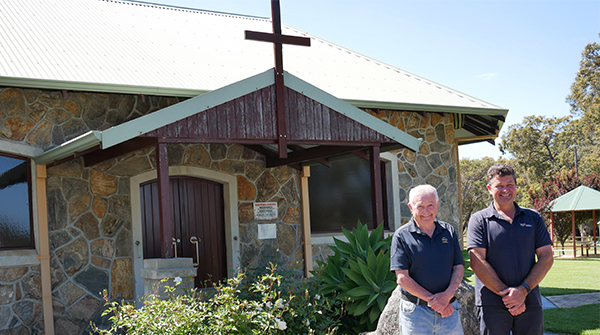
237, 175, 256, 201
70, 194, 91, 219
0, 324, 29, 335
0, 88, 25, 115
67, 295, 102, 322
83, 94, 108, 129
117, 178, 129, 195
182, 144, 211, 168
0, 284, 14, 305
63, 178, 88, 202
49, 230, 71, 252
90, 171, 118, 196
64, 99, 82, 117
209, 143, 227, 160
371, 282, 478, 335
115, 229, 132, 257
283, 206, 300, 224
60, 281, 86, 307
245, 161, 263, 181
56, 238, 89, 276
256, 172, 279, 202
111, 258, 133, 300
92, 196, 107, 218
418, 142, 431, 156
0, 306, 11, 328
47, 159, 83, 177
52, 125, 66, 146
74, 267, 109, 297
281, 179, 300, 206
62, 118, 88, 141
47, 190, 68, 232
21, 274, 42, 300
107, 155, 152, 176
415, 155, 433, 178
167, 143, 185, 165
91, 239, 114, 258
1, 116, 34, 141
238, 202, 254, 224
54, 317, 80, 335
220, 160, 244, 173
50, 258, 68, 290
100, 215, 125, 237
92, 256, 111, 269
0, 267, 28, 282
74, 212, 100, 240
435, 123, 446, 142
277, 224, 297, 256
271, 165, 293, 183
107, 195, 130, 221
26, 120, 53, 148
226, 144, 243, 159
46, 108, 71, 124
427, 153, 443, 171
39, 90, 63, 108
241, 146, 256, 160
12, 300, 41, 326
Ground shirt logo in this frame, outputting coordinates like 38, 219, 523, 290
519, 223, 533, 228
442, 237, 449, 243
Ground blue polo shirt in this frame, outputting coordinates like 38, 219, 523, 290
466, 202, 553, 307
390, 219, 464, 295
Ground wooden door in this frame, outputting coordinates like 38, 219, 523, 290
140, 176, 227, 288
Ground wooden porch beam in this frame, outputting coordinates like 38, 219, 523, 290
156, 142, 174, 258
266, 145, 368, 168
369, 145, 384, 236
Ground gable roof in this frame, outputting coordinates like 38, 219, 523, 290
0, 0, 507, 142
550, 185, 600, 212
33, 70, 421, 166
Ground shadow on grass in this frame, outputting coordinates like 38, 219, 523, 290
541, 287, 600, 296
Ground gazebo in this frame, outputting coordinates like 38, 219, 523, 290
549, 185, 600, 258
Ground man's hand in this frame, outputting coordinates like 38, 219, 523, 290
508, 301, 526, 316
427, 291, 453, 314
500, 286, 527, 312
440, 303, 455, 318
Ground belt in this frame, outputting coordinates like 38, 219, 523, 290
401, 292, 456, 306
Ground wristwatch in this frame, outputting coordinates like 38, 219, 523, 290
521, 282, 531, 293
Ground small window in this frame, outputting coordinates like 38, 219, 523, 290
309, 155, 389, 232
0, 153, 33, 249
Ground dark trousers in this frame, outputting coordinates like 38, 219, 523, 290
477, 306, 543, 335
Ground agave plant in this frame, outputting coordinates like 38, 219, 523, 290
314, 221, 397, 334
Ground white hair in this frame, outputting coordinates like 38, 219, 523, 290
408, 184, 439, 206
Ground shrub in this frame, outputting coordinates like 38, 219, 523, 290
314, 221, 396, 334
91, 264, 344, 334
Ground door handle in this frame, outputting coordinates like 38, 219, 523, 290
172, 237, 180, 258
190, 236, 200, 267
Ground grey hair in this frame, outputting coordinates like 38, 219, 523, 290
408, 184, 439, 206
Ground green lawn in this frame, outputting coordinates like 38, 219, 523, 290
540, 257, 600, 296
462, 252, 600, 335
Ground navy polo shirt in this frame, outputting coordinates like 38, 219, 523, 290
466, 202, 553, 307
390, 219, 464, 295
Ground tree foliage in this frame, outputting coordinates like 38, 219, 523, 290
566, 32, 600, 121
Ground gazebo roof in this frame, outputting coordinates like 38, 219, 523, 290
550, 185, 600, 213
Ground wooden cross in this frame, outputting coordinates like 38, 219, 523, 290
245, 0, 310, 158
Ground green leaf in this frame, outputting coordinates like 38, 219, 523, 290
369, 303, 381, 324
381, 281, 397, 294
347, 286, 373, 298
369, 222, 384, 247
367, 292, 379, 307
342, 268, 370, 287
377, 292, 389, 312
351, 298, 371, 316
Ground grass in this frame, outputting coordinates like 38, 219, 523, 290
463, 251, 600, 335
543, 303, 600, 335
540, 257, 600, 296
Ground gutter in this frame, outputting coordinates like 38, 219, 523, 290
33, 131, 102, 165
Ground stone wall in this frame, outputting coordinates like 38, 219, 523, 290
0, 87, 458, 335
0, 87, 304, 334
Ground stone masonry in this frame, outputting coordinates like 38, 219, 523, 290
0, 87, 459, 335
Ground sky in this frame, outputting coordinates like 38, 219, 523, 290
145, 0, 598, 160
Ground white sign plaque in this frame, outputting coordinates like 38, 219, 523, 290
258, 223, 277, 239
254, 202, 278, 220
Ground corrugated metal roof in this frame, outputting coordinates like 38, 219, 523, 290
550, 185, 600, 212
0, 0, 507, 116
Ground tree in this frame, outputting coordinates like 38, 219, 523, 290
499, 115, 572, 183
527, 168, 600, 251
566, 33, 600, 121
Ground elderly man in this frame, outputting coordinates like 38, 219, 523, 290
467, 164, 553, 335
390, 184, 464, 335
